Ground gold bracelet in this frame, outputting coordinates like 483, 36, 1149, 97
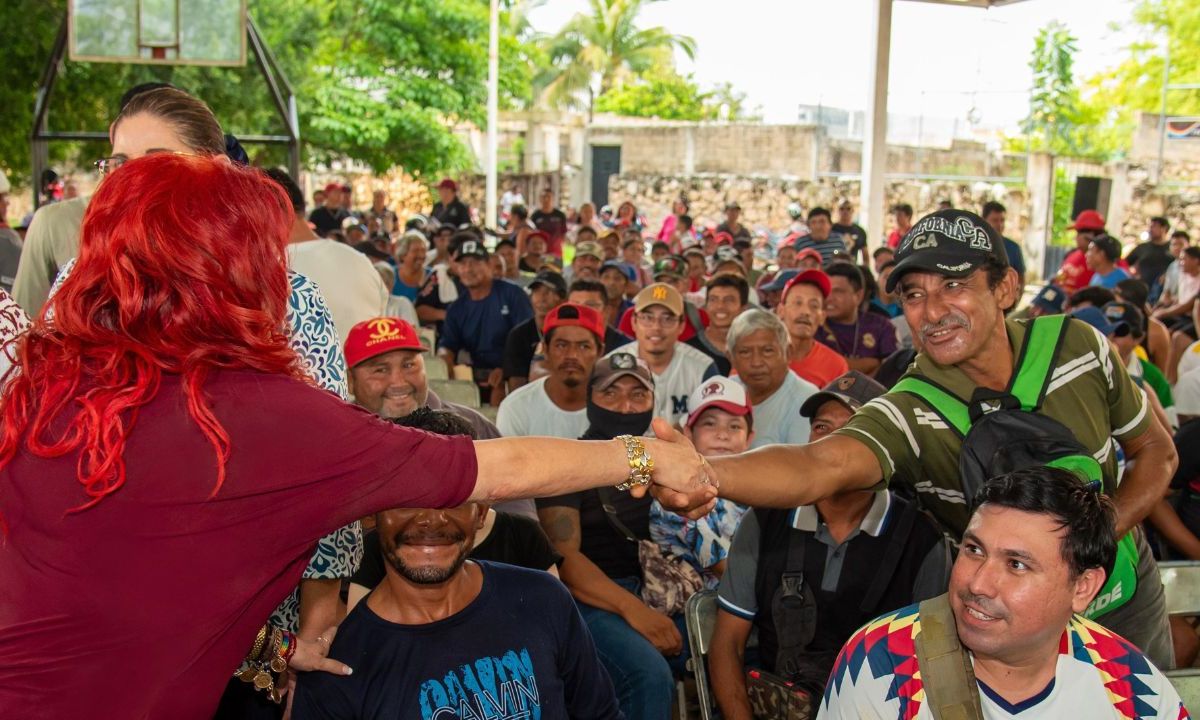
246, 625, 268, 664
614, 435, 653, 490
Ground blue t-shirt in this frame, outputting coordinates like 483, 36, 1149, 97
1003, 237, 1026, 278
392, 268, 430, 302
1089, 266, 1132, 289
440, 280, 534, 369
292, 562, 623, 720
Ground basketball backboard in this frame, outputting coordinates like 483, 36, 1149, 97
69, 0, 246, 67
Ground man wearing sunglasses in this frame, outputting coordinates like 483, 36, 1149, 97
610, 283, 718, 426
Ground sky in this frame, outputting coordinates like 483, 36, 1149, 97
527, 0, 1150, 136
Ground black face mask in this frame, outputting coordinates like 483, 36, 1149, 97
582, 402, 653, 441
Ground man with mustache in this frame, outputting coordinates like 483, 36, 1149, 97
776, 269, 850, 388
294, 406, 620, 720
497, 303, 603, 439
821, 467, 1187, 719
703, 209, 1177, 669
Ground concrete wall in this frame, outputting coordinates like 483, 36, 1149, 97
587, 122, 821, 177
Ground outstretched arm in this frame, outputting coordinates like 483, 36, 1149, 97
707, 434, 882, 509
472, 418, 717, 512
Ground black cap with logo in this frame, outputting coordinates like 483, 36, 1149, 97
885, 209, 1009, 293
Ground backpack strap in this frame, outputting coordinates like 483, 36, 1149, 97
914, 594, 984, 720
1008, 315, 1069, 411
892, 376, 971, 438
858, 497, 918, 615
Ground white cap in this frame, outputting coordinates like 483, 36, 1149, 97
1179, 340, 1200, 381
685, 376, 752, 429
1177, 367, 1200, 418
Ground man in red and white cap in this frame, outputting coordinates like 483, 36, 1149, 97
308, 181, 351, 238
1056, 210, 1108, 294
431, 178, 472, 229
497, 303, 605, 439
343, 316, 534, 519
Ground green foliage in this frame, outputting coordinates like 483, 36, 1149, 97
1050, 165, 1076, 247
1024, 21, 1081, 154
538, 0, 696, 112
594, 72, 755, 121
0, 0, 547, 185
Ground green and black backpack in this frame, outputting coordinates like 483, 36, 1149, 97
893, 314, 1137, 618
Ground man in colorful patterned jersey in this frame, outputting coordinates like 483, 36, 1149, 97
821, 467, 1188, 720
702, 209, 1177, 669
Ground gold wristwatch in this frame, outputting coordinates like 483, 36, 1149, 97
614, 435, 654, 490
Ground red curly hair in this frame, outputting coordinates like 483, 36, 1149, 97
0, 154, 305, 511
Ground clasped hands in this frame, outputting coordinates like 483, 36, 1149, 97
632, 417, 721, 520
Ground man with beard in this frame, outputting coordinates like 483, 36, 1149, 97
293, 406, 620, 720
821, 468, 1185, 719
538, 353, 683, 720
700, 209, 1177, 670
497, 303, 602, 439
344, 316, 535, 520
343, 408, 562, 611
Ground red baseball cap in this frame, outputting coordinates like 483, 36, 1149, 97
323, 182, 341, 194
344, 317, 429, 369
714, 231, 735, 246
782, 269, 832, 300
1071, 210, 1106, 232
543, 303, 606, 342
438, 178, 458, 192
796, 248, 823, 265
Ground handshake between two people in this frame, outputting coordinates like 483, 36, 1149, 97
630, 417, 721, 520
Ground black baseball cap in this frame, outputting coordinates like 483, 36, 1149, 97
885, 209, 1009, 293
529, 270, 568, 297
452, 238, 489, 261
800, 371, 887, 419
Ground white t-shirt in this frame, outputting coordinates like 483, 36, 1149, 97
288, 239, 389, 345
1179, 269, 1200, 304
737, 371, 817, 448
496, 377, 589, 438
821, 605, 1186, 720
609, 341, 717, 426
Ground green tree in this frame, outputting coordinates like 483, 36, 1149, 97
1023, 21, 1081, 154
0, 0, 545, 185
1082, 0, 1200, 151
538, 0, 696, 114
594, 72, 755, 122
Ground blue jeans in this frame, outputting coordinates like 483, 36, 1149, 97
578, 577, 687, 720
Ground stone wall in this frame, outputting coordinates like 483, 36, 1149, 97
1112, 162, 1200, 243
588, 122, 821, 177
607, 173, 1031, 245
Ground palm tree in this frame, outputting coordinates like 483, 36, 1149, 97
538, 0, 697, 117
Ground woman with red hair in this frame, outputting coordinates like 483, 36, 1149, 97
0, 154, 713, 719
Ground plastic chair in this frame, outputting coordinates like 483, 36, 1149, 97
1167, 668, 1200, 713
424, 359, 449, 381
1159, 561, 1200, 616
428, 379, 481, 409
685, 590, 719, 720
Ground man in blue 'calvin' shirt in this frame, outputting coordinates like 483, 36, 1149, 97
291, 442, 622, 720
438, 235, 534, 403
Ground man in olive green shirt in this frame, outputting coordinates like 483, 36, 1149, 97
700, 209, 1178, 668
12, 196, 87, 314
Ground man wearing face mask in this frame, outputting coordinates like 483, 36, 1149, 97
537, 354, 683, 720
295, 407, 619, 720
